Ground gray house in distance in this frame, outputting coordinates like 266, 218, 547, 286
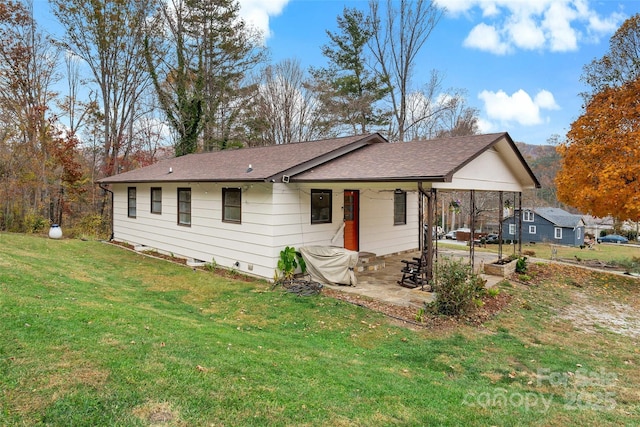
503, 207, 585, 246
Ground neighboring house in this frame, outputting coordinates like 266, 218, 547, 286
582, 215, 614, 237
503, 207, 585, 246
97, 132, 540, 280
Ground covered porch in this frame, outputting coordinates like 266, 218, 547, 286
324, 247, 506, 309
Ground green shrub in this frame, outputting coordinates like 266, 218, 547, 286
23, 213, 48, 234
516, 256, 528, 274
429, 257, 486, 316
486, 287, 500, 297
205, 258, 218, 272
70, 214, 109, 239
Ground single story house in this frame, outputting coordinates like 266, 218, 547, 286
503, 207, 585, 246
97, 132, 540, 280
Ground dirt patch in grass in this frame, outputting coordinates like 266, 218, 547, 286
132, 401, 182, 426
522, 262, 640, 339
559, 292, 640, 338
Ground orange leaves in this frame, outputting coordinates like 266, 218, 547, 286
556, 79, 640, 220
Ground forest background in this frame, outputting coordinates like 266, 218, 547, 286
0, 0, 621, 238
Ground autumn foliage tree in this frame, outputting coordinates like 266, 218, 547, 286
556, 79, 640, 221
557, 14, 640, 222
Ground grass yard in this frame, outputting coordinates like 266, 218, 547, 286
1, 233, 639, 426
440, 239, 640, 266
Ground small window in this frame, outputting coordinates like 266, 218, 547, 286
523, 210, 534, 222
394, 190, 406, 225
508, 224, 516, 235
177, 188, 191, 226
151, 187, 162, 214
554, 227, 562, 239
223, 188, 242, 223
311, 190, 332, 224
529, 225, 536, 234
127, 187, 137, 218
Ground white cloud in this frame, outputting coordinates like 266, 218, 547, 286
436, 0, 625, 54
478, 88, 559, 126
238, 0, 290, 41
534, 89, 560, 110
507, 15, 546, 50
463, 23, 510, 55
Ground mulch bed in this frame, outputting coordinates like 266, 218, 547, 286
322, 287, 511, 330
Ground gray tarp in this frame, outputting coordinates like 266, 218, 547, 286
299, 246, 359, 286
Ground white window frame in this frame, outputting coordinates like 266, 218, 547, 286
508, 224, 516, 235
554, 227, 562, 239
529, 225, 536, 234
523, 210, 534, 222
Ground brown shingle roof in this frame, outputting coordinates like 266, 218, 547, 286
97, 132, 539, 188
291, 132, 526, 182
97, 133, 384, 184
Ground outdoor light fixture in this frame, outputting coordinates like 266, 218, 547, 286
394, 189, 403, 194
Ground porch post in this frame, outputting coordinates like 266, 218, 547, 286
422, 188, 436, 290
418, 183, 435, 288
498, 191, 504, 261
518, 192, 523, 256
469, 190, 475, 271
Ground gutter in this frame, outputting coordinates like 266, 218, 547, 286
99, 183, 114, 241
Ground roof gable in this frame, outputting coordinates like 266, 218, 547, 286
292, 132, 540, 190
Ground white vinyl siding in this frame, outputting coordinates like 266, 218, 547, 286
111, 183, 420, 280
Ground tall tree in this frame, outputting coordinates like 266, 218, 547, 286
145, 0, 265, 155
556, 79, 640, 221
368, 0, 443, 141
557, 14, 640, 221
247, 59, 330, 146
310, 7, 389, 135
581, 13, 640, 97
51, 0, 156, 176
0, 0, 65, 229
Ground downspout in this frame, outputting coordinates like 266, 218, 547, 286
99, 183, 114, 241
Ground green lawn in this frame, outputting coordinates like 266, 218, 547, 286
1, 233, 639, 426
440, 240, 640, 265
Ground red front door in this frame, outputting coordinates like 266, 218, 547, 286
344, 190, 359, 251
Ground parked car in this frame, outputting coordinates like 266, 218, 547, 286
485, 233, 500, 244
444, 230, 456, 240
597, 234, 629, 244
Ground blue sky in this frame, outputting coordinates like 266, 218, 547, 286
239, 0, 637, 145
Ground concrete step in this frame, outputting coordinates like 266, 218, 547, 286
356, 252, 385, 272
